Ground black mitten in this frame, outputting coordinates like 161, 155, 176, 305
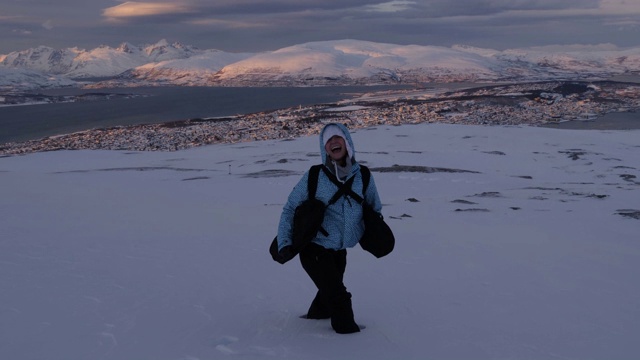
269, 237, 297, 264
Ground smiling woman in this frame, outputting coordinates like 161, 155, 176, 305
102, 1, 193, 19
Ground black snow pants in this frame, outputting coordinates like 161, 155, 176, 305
299, 242, 360, 334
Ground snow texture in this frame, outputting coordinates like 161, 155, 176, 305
1, 123, 639, 360
0, 66, 76, 91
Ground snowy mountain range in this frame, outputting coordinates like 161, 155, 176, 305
0, 39, 201, 78
1, 39, 640, 90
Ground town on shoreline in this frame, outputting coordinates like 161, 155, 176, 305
1, 80, 639, 156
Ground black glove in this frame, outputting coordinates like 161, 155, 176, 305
278, 245, 296, 263
269, 237, 298, 264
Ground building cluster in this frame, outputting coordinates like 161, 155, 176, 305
1, 81, 639, 155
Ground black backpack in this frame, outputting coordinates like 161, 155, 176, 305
270, 165, 394, 264
358, 167, 395, 258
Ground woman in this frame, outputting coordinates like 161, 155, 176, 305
276, 122, 383, 334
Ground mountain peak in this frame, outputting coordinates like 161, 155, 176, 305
154, 39, 170, 47
117, 42, 138, 54
2, 39, 640, 90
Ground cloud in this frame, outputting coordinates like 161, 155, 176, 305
1, 1, 638, 54
365, 1, 416, 13
12, 29, 33, 35
189, 18, 267, 29
42, 20, 54, 30
103, 2, 193, 20
599, 0, 640, 14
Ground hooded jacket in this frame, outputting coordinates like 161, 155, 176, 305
277, 123, 382, 251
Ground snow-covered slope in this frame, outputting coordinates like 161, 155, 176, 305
0, 40, 203, 79
0, 46, 81, 75
213, 40, 499, 85
0, 66, 76, 91
117, 50, 254, 86
1, 124, 639, 359
2, 39, 640, 90
493, 44, 640, 79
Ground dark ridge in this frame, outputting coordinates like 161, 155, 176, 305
370, 164, 480, 174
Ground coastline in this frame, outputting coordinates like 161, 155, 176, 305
1, 80, 639, 156
0, 85, 407, 144
541, 110, 640, 130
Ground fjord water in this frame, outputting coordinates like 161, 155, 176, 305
0, 86, 402, 144
545, 110, 640, 130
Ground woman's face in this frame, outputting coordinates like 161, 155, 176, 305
324, 135, 347, 163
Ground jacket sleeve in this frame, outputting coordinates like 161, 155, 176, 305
277, 171, 310, 251
364, 172, 383, 213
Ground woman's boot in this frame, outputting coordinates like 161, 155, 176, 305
330, 293, 360, 334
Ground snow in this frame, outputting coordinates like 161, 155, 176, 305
137, 51, 253, 72
216, 40, 499, 81
0, 66, 76, 90
128, 50, 254, 85
3, 39, 640, 89
1, 123, 639, 360
323, 105, 370, 112
0, 46, 80, 74
0, 39, 206, 81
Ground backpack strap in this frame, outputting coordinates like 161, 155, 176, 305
327, 175, 358, 204
360, 165, 371, 196
320, 166, 365, 205
307, 165, 323, 199
311, 164, 372, 238
307, 164, 328, 236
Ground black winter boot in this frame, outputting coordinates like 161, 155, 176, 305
330, 293, 360, 334
305, 291, 331, 319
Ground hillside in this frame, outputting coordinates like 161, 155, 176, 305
1, 123, 639, 359
2, 40, 640, 90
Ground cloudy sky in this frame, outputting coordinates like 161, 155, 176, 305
1, 0, 639, 54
